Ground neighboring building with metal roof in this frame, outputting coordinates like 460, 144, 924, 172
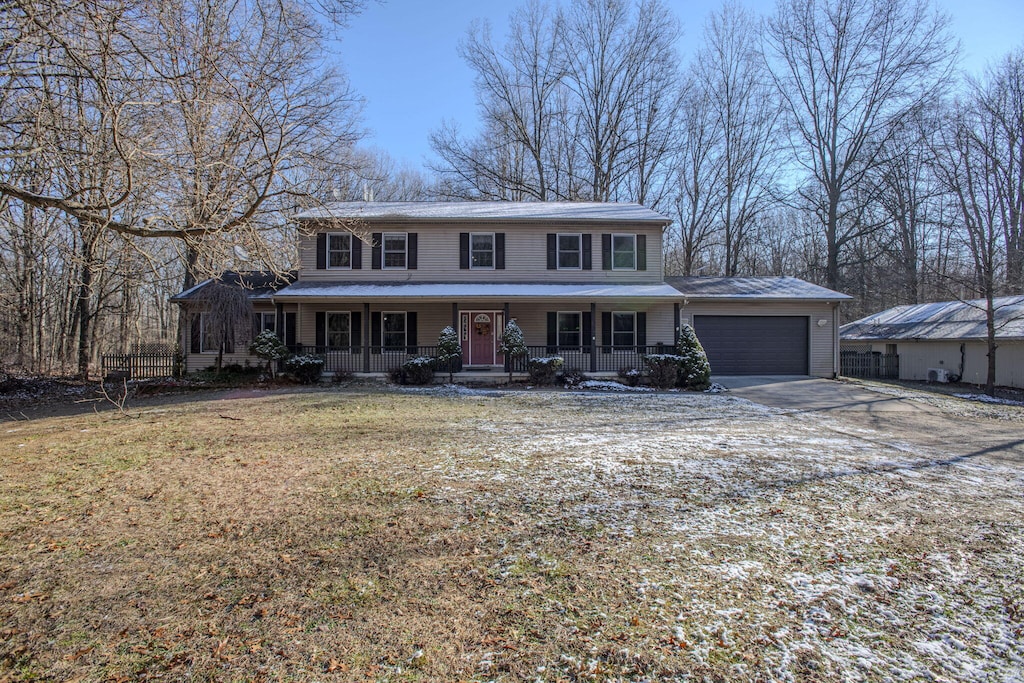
841, 297, 1024, 388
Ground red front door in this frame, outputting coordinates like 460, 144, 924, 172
470, 312, 495, 365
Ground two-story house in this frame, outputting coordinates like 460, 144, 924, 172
172, 201, 850, 379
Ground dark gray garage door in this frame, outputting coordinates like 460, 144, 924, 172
693, 315, 808, 375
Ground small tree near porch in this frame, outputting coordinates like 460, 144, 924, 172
436, 326, 462, 383
498, 319, 528, 384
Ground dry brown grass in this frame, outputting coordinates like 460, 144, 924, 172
1, 386, 1022, 682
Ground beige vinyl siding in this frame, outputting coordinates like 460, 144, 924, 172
680, 301, 839, 378
297, 222, 665, 283
294, 301, 676, 349
181, 303, 296, 374
895, 340, 1024, 388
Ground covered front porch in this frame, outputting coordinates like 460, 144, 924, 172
270, 281, 684, 378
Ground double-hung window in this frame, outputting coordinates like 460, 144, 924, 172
612, 234, 636, 270
612, 312, 636, 348
326, 312, 351, 349
258, 312, 277, 334
382, 312, 407, 349
471, 233, 494, 269
557, 312, 581, 348
327, 233, 352, 268
383, 233, 407, 269
557, 234, 581, 269
200, 312, 234, 353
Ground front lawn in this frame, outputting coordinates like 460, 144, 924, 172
1, 387, 1021, 681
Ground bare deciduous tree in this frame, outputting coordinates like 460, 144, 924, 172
764, 0, 956, 291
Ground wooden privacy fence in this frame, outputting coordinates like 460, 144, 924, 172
102, 352, 176, 380
840, 350, 899, 379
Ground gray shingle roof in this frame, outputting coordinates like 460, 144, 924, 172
170, 270, 297, 302
294, 201, 672, 225
272, 281, 682, 300
840, 296, 1024, 341
666, 276, 851, 301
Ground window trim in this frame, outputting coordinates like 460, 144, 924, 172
382, 232, 408, 270
556, 233, 582, 270
326, 232, 353, 269
611, 311, 636, 348
381, 311, 407, 349
470, 232, 495, 270
556, 311, 582, 348
326, 311, 352, 350
611, 233, 637, 271
258, 312, 277, 334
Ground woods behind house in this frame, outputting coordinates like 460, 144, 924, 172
1, 0, 1022, 376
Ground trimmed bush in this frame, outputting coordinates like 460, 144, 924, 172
400, 356, 436, 385
560, 367, 588, 388
248, 330, 289, 378
436, 326, 462, 383
617, 366, 642, 387
498, 320, 528, 383
676, 324, 711, 390
527, 356, 563, 385
285, 354, 324, 384
643, 353, 683, 390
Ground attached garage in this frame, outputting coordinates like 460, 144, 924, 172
694, 315, 808, 375
666, 277, 851, 378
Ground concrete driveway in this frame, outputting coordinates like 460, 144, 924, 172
714, 376, 938, 412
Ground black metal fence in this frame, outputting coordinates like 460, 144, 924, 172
840, 350, 899, 379
287, 344, 668, 375
101, 352, 176, 379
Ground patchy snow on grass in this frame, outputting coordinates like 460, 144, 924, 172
422, 390, 1024, 682
954, 392, 1024, 406
575, 379, 653, 392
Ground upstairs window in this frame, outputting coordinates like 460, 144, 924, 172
328, 233, 352, 268
471, 233, 494, 269
557, 234, 581, 269
383, 233, 407, 269
612, 234, 636, 270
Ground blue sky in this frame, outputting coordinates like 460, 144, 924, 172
338, 0, 1024, 171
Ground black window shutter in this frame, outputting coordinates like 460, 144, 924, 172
547, 234, 557, 270
315, 312, 326, 347
582, 312, 592, 353
406, 312, 417, 352
407, 233, 418, 269
495, 233, 505, 270
351, 311, 362, 352
371, 233, 382, 270
316, 233, 327, 269
637, 234, 647, 271
459, 233, 470, 269
371, 312, 382, 353
602, 234, 612, 270
546, 312, 557, 353
190, 315, 201, 353
285, 312, 296, 347
352, 237, 362, 269
637, 312, 647, 348
252, 313, 261, 340
582, 234, 592, 270
601, 311, 612, 351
